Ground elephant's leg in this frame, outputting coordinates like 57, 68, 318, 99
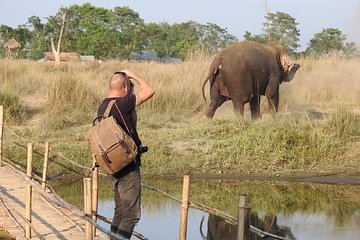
249, 94, 261, 120
232, 101, 246, 117
266, 93, 279, 114
265, 78, 280, 115
205, 97, 227, 118
205, 89, 227, 118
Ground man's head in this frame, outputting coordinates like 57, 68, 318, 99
110, 72, 128, 90
109, 72, 132, 96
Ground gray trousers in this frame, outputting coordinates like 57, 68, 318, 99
109, 169, 141, 239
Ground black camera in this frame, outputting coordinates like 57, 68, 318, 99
138, 145, 148, 154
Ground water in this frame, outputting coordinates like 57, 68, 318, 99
97, 201, 360, 240
99, 200, 207, 239
52, 178, 360, 240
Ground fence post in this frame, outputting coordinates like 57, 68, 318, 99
83, 178, 93, 240
237, 195, 251, 240
26, 143, 33, 239
0, 106, 4, 166
179, 175, 190, 240
92, 156, 99, 237
42, 142, 50, 190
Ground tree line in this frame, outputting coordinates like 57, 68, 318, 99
0, 3, 358, 60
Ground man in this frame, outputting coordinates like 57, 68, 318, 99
97, 70, 154, 239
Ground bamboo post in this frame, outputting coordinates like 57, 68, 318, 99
42, 142, 50, 190
83, 178, 93, 240
25, 143, 33, 239
179, 175, 190, 240
237, 195, 251, 240
92, 155, 99, 237
0, 106, 4, 166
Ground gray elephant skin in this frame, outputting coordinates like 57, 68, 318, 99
202, 40, 300, 120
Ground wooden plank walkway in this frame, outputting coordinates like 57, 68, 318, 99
0, 165, 108, 240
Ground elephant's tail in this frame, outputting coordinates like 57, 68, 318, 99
202, 74, 211, 101
202, 54, 222, 101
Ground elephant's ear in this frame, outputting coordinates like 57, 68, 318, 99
279, 53, 292, 72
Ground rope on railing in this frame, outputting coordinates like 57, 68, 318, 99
4, 126, 46, 148
57, 152, 92, 170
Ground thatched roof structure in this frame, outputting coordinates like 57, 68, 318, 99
4, 38, 21, 50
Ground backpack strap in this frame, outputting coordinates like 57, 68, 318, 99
114, 101, 131, 135
103, 99, 116, 118
104, 99, 132, 135
92, 100, 117, 126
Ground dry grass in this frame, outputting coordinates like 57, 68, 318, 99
0, 55, 359, 177
281, 57, 360, 114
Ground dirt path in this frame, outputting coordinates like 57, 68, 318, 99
20, 96, 47, 125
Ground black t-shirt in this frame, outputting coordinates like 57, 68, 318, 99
97, 94, 141, 175
97, 94, 141, 146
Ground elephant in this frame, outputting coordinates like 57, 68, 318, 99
202, 40, 300, 120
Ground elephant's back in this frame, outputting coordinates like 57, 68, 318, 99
220, 41, 274, 69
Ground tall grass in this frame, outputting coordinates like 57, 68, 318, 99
0, 89, 27, 124
281, 57, 360, 112
0, 55, 359, 177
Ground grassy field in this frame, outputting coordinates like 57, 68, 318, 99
0, 55, 359, 179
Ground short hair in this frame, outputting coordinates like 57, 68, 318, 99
109, 72, 128, 91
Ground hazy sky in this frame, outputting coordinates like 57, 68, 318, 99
1, 0, 359, 51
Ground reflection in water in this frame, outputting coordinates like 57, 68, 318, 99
50, 178, 360, 240
200, 214, 237, 240
200, 213, 295, 240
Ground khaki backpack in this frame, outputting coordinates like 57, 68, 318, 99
87, 99, 137, 174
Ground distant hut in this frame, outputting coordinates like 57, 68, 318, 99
4, 38, 21, 59
43, 52, 80, 62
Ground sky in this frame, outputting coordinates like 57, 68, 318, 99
0, 0, 360, 51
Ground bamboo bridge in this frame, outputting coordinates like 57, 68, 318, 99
0, 163, 109, 240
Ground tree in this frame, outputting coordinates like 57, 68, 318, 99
25, 16, 48, 59
243, 31, 267, 45
307, 28, 347, 56
146, 21, 237, 59
263, 11, 300, 53
342, 42, 359, 58
168, 21, 200, 59
55, 4, 146, 59
110, 6, 147, 59
51, 11, 66, 66
0, 3, 243, 60
197, 23, 238, 54
63, 3, 112, 58
145, 22, 171, 58
244, 11, 300, 53
145, 21, 199, 59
